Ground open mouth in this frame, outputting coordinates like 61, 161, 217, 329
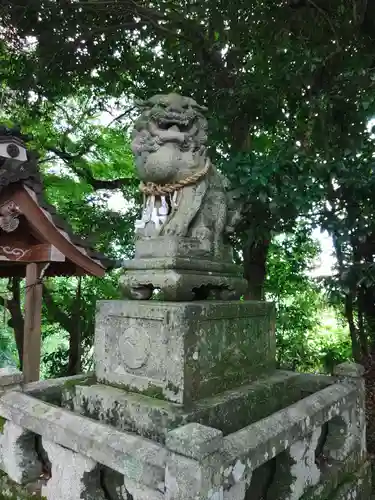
157, 116, 192, 132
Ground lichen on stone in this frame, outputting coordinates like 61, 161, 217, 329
0, 417, 7, 434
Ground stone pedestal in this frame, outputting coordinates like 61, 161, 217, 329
95, 300, 275, 404
120, 237, 247, 300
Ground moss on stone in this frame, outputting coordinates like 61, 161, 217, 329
0, 417, 6, 434
63, 377, 95, 391
77, 372, 311, 444
300, 454, 370, 500
100, 380, 168, 401
166, 382, 180, 395
0, 471, 46, 499
190, 329, 275, 399
142, 384, 167, 400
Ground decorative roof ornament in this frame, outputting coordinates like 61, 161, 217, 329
0, 122, 113, 275
0, 124, 30, 164
0, 123, 41, 195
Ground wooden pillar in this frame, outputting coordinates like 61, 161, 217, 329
23, 263, 43, 383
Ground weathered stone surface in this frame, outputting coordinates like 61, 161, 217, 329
164, 423, 225, 499
73, 382, 181, 441
1, 421, 42, 484
125, 479, 164, 500
24, 373, 94, 398
120, 251, 247, 300
23, 373, 95, 408
323, 411, 357, 461
293, 372, 334, 397
166, 423, 223, 461
124, 255, 240, 274
135, 236, 213, 259
72, 371, 310, 442
300, 457, 372, 500
333, 362, 365, 379
268, 428, 321, 500
122, 93, 247, 300
41, 439, 105, 500
333, 362, 367, 461
0, 368, 23, 394
222, 383, 356, 485
165, 452, 224, 500
0, 391, 166, 490
95, 299, 275, 404
327, 461, 372, 500
0, 93, 371, 500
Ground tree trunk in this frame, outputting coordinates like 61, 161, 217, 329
43, 284, 77, 376
331, 227, 363, 360
43, 281, 84, 376
67, 278, 82, 376
344, 293, 361, 362
7, 278, 25, 368
67, 330, 81, 376
358, 286, 372, 356
242, 231, 271, 300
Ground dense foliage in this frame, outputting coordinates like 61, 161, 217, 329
266, 229, 351, 372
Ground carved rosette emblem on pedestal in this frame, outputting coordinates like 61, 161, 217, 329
118, 326, 151, 370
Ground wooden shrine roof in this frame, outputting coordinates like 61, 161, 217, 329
0, 127, 115, 277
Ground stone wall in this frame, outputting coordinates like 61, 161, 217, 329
0, 363, 370, 499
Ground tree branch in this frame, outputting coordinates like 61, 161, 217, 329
43, 285, 74, 335
106, 107, 136, 127
94, 0, 234, 89
45, 146, 137, 191
306, 0, 341, 47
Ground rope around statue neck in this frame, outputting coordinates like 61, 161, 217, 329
139, 160, 210, 197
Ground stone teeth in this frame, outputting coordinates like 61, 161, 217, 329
169, 125, 180, 132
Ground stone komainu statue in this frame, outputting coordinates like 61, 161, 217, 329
121, 93, 246, 301
131, 93, 239, 257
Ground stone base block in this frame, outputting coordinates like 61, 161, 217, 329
120, 266, 247, 301
95, 300, 275, 404
68, 371, 332, 443
121, 236, 247, 300
134, 236, 231, 260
